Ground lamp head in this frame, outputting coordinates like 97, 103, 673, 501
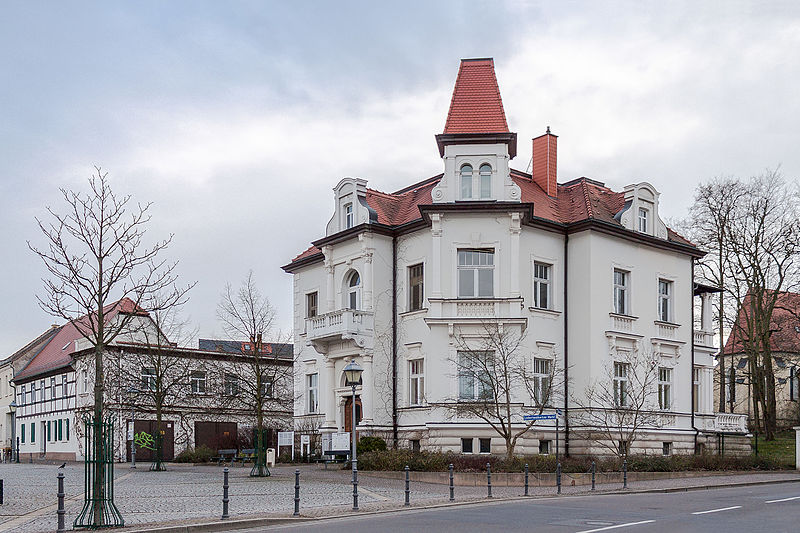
343, 359, 364, 386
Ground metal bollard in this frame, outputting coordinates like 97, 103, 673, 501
623, 459, 627, 489
524, 463, 529, 496
404, 465, 410, 506
448, 463, 455, 502
487, 463, 492, 498
591, 461, 596, 491
352, 465, 359, 511
221, 467, 230, 519
556, 462, 562, 494
57, 472, 65, 533
293, 469, 300, 516
0, 479, 3, 505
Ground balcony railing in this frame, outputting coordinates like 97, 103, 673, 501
655, 321, 679, 339
305, 309, 374, 343
714, 412, 748, 433
693, 330, 715, 347
426, 298, 526, 324
609, 313, 636, 332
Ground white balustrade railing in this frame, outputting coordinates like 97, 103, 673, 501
426, 298, 525, 322
655, 322, 678, 339
693, 330, 715, 347
714, 412, 748, 433
305, 309, 374, 341
610, 314, 635, 332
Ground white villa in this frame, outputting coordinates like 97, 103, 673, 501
283, 58, 748, 456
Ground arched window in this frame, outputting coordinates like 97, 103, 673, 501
347, 271, 361, 310
460, 164, 473, 199
479, 164, 492, 199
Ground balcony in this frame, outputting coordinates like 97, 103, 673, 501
305, 309, 374, 352
654, 321, 679, 339
714, 412, 748, 434
425, 298, 526, 326
693, 330, 715, 347
609, 313, 637, 333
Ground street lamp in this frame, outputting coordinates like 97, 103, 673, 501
8, 400, 17, 464
127, 387, 139, 468
343, 359, 363, 511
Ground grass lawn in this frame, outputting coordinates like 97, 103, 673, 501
752, 430, 796, 466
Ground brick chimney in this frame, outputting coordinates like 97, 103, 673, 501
532, 127, 558, 197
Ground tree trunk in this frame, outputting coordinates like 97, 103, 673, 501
92, 343, 105, 525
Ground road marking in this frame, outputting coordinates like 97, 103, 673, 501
691, 506, 742, 515
575, 520, 656, 533
766, 496, 800, 504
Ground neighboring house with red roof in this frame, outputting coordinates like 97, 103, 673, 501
719, 290, 800, 427
284, 58, 746, 457
9, 300, 293, 461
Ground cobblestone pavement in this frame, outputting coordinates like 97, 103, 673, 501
0, 462, 797, 532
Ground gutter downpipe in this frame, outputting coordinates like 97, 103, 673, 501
691, 258, 699, 453
563, 233, 569, 457
392, 232, 398, 448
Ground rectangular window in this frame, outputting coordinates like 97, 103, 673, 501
461, 170, 473, 199
539, 440, 550, 455
83, 370, 88, 393
261, 380, 274, 398
344, 203, 354, 229
791, 366, 799, 402
618, 440, 629, 456
66, 419, 70, 441
458, 351, 493, 400
190, 371, 207, 394
30, 423, 35, 444
532, 358, 552, 406
58, 419, 63, 441
50, 377, 56, 399
31, 382, 36, 403
458, 249, 494, 298
408, 264, 424, 311
533, 262, 551, 309
461, 438, 473, 454
307, 373, 318, 414
663, 442, 672, 456
47, 421, 51, 441
306, 291, 318, 318
62, 375, 68, 397
658, 279, 672, 322
410, 439, 420, 453
21, 423, 25, 443
613, 269, 628, 315
479, 438, 491, 454
658, 367, 672, 410
693, 367, 701, 412
20, 385, 25, 406
409, 359, 424, 406
141, 367, 157, 392
224, 374, 239, 396
638, 207, 648, 233
480, 171, 491, 199
613, 362, 629, 407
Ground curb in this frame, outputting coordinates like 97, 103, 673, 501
124, 475, 800, 533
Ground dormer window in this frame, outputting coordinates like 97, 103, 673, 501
479, 164, 492, 199
460, 165, 473, 199
638, 207, 648, 233
344, 203, 354, 229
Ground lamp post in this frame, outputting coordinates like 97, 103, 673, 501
343, 359, 363, 511
9, 400, 17, 464
127, 387, 139, 468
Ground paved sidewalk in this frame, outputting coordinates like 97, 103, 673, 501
0, 462, 797, 532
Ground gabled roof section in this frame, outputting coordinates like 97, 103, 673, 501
723, 290, 800, 356
443, 58, 509, 134
2, 325, 61, 367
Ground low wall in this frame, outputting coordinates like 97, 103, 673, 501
362, 469, 762, 487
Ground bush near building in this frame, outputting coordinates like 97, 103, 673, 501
173, 445, 217, 463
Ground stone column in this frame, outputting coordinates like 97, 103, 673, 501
362, 243, 373, 311
704, 367, 714, 414
509, 212, 521, 298
701, 292, 714, 332
794, 427, 800, 471
323, 358, 337, 430
360, 352, 374, 425
325, 260, 335, 313
430, 214, 443, 298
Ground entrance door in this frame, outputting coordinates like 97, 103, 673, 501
343, 395, 362, 433
194, 421, 238, 451
127, 420, 175, 461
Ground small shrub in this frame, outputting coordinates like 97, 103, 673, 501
174, 445, 216, 463
358, 436, 387, 454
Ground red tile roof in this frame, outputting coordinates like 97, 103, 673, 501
723, 290, 800, 355
443, 58, 509, 134
14, 298, 147, 381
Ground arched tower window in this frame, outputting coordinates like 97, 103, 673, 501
460, 164, 473, 199
346, 271, 361, 310
479, 164, 492, 199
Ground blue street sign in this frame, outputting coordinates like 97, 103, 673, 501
523, 414, 557, 421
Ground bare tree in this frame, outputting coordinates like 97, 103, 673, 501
217, 271, 294, 476
441, 323, 564, 460
29, 167, 189, 526
573, 346, 662, 458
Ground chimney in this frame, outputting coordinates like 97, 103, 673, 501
532, 127, 558, 197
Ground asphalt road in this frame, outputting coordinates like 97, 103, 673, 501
253, 482, 800, 533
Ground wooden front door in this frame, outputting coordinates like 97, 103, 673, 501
343, 395, 362, 433
128, 420, 175, 461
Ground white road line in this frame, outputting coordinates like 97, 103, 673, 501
691, 506, 742, 515
575, 520, 656, 533
766, 496, 800, 504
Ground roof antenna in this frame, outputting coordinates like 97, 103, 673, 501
525, 156, 532, 174
546, 126, 551, 134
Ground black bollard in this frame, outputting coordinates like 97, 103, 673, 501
448, 463, 455, 502
556, 462, 562, 494
222, 467, 230, 519
404, 465, 410, 506
56, 472, 65, 533
623, 459, 627, 489
591, 461, 596, 491
524, 463, 529, 496
293, 469, 300, 516
487, 463, 492, 498
0, 479, 3, 505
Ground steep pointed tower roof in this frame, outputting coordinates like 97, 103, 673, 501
436, 58, 517, 157
443, 58, 510, 134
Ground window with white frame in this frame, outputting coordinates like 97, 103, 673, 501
539, 440, 551, 454
62, 374, 68, 397
31, 382, 36, 403
306, 291, 318, 318
479, 437, 491, 453
307, 373, 318, 413
190, 371, 206, 394
790, 366, 799, 401
141, 367, 157, 391
658, 279, 672, 322
261, 379, 274, 398
83, 369, 88, 393
224, 373, 239, 396
20, 384, 25, 406
479, 164, 492, 199
409, 359, 424, 406
408, 264, 424, 311
460, 164, 473, 199
458, 351, 493, 400
638, 207, 649, 233
347, 271, 361, 310
613, 362, 629, 407
662, 442, 672, 456
50, 376, 56, 399
613, 269, 629, 315
344, 203, 354, 229
693, 366, 701, 412
461, 437, 473, 454
532, 357, 552, 406
658, 367, 672, 410
533, 262, 551, 309
458, 249, 494, 298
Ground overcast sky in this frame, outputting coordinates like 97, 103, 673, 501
2, 1, 799, 355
